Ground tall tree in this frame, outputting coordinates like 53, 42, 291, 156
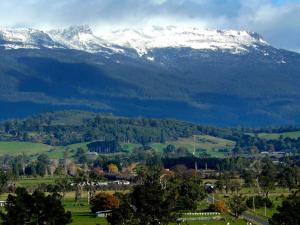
269, 191, 300, 225
36, 154, 51, 176
0, 187, 72, 225
107, 168, 178, 225
228, 194, 247, 218
0, 170, 10, 196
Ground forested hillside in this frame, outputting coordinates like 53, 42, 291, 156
1, 110, 300, 155
0, 110, 232, 145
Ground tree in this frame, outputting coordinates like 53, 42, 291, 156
108, 163, 119, 174
228, 194, 247, 218
55, 176, 70, 201
215, 180, 224, 193
0, 187, 72, 225
73, 172, 87, 206
208, 200, 228, 213
75, 148, 88, 164
230, 180, 242, 194
246, 195, 273, 209
176, 178, 206, 211
0, 170, 10, 195
107, 167, 180, 225
278, 166, 298, 191
269, 191, 300, 225
258, 160, 277, 197
90, 193, 120, 213
36, 154, 50, 176
215, 200, 228, 213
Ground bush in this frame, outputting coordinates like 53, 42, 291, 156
206, 200, 228, 213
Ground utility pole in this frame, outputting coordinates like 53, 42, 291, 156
264, 202, 267, 217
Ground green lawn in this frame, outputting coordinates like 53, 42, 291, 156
256, 131, 300, 140
0, 141, 51, 156
64, 198, 108, 225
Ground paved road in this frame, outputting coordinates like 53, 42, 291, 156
242, 211, 269, 225
207, 195, 269, 225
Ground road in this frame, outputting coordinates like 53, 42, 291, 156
242, 211, 269, 225
207, 195, 269, 225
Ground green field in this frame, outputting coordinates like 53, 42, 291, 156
0, 141, 52, 156
0, 134, 234, 159
64, 196, 246, 225
150, 135, 235, 157
116, 135, 234, 157
256, 131, 300, 140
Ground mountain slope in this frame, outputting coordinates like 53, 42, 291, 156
0, 25, 300, 126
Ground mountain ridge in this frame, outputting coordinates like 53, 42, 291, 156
0, 25, 300, 126
0, 25, 271, 56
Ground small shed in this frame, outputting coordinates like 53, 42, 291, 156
95, 210, 112, 218
0, 200, 6, 207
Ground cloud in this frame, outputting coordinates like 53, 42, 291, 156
0, 0, 299, 52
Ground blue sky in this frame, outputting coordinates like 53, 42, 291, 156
0, 0, 299, 52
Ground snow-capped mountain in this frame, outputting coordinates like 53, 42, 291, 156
0, 28, 61, 49
99, 26, 269, 55
1, 25, 299, 126
48, 25, 124, 54
0, 25, 269, 56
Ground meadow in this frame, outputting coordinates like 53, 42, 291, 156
256, 130, 300, 140
0, 141, 51, 156
0, 134, 235, 159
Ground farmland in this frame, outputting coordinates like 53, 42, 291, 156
0, 134, 235, 159
256, 130, 300, 140
0, 141, 51, 156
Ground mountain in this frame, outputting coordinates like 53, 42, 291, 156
0, 25, 300, 126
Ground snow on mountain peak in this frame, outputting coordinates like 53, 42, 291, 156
47, 25, 124, 54
98, 26, 269, 55
0, 25, 269, 55
0, 27, 59, 49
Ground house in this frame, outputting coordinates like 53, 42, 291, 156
204, 183, 215, 193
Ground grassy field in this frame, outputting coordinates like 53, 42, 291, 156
15, 176, 56, 187
0, 134, 234, 159
256, 131, 300, 140
64, 196, 247, 225
248, 194, 284, 218
150, 135, 235, 157
0, 141, 51, 156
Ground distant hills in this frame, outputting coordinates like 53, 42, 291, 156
1, 25, 300, 126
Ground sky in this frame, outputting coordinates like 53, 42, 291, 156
0, 0, 299, 52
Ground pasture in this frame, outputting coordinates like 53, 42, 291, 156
0, 141, 51, 156
0, 134, 235, 159
256, 130, 300, 140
